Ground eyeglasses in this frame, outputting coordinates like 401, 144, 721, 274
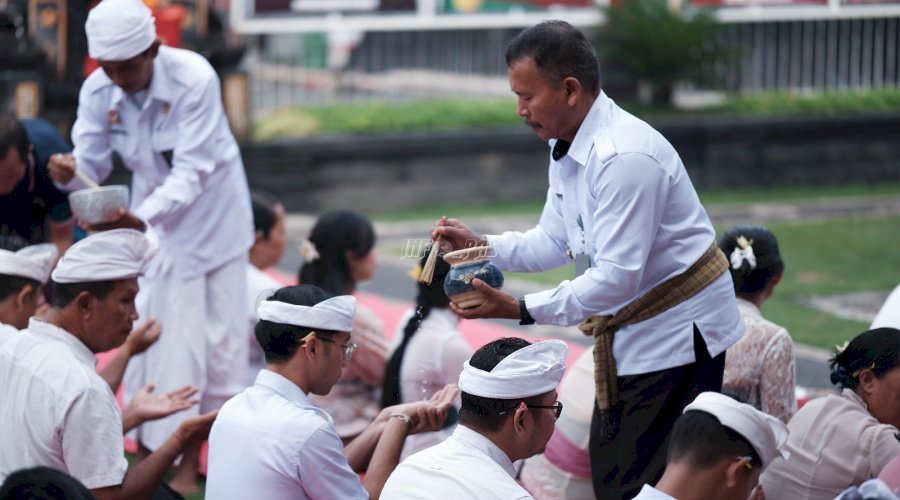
498, 401, 564, 419
311, 334, 357, 361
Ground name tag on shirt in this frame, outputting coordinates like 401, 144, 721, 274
575, 253, 591, 277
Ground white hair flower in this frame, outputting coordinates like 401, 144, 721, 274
730, 235, 757, 270
298, 239, 320, 263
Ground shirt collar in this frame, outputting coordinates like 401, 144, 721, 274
254, 369, 314, 408
842, 388, 868, 409
563, 91, 612, 168
452, 425, 518, 478
26, 317, 97, 368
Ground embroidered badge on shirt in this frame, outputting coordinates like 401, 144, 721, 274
107, 110, 120, 125
161, 103, 170, 114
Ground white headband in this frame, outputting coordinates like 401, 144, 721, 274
0, 244, 58, 284
52, 228, 158, 284
458, 339, 568, 399
684, 392, 789, 469
86, 0, 157, 61
257, 295, 356, 333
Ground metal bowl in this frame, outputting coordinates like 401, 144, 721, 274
68, 185, 130, 225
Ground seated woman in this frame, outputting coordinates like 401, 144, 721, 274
718, 225, 795, 423
381, 246, 471, 459
761, 327, 900, 499
298, 210, 388, 440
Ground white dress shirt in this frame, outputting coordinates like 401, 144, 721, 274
632, 484, 678, 499
487, 92, 742, 376
871, 284, 900, 329
0, 322, 17, 346
0, 318, 127, 489
65, 45, 253, 279
206, 369, 367, 500
382, 425, 533, 500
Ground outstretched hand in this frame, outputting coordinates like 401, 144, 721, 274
122, 320, 162, 357
122, 384, 199, 433
448, 278, 520, 321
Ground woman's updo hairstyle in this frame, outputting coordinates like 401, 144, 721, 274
717, 225, 784, 296
829, 327, 900, 389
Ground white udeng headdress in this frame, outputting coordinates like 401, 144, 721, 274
684, 392, 789, 469
458, 339, 568, 399
257, 295, 356, 333
51, 228, 158, 284
0, 244, 58, 283
86, 0, 157, 61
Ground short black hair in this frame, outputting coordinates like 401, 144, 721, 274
458, 337, 545, 432
830, 327, 900, 390
668, 410, 760, 469
251, 190, 281, 239
505, 20, 600, 96
718, 225, 785, 296
50, 280, 117, 308
0, 114, 29, 164
0, 466, 94, 500
0, 274, 39, 302
254, 284, 340, 364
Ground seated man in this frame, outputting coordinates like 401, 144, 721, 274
0, 243, 57, 338
206, 284, 456, 500
381, 336, 568, 500
634, 391, 789, 500
0, 229, 215, 498
0, 116, 73, 253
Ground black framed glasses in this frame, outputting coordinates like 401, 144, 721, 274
498, 401, 564, 419
312, 334, 357, 361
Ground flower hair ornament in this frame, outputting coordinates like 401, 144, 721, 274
298, 239, 320, 263
730, 235, 757, 270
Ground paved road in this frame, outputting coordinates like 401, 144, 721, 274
277, 193, 900, 390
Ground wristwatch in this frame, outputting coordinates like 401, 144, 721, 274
519, 297, 535, 326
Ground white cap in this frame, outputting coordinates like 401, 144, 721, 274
257, 295, 357, 333
86, 0, 157, 61
684, 392, 789, 469
52, 229, 157, 284
0, 244, 58, 283
458, 339, 568, 399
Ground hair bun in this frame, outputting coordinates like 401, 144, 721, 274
830, 365, 850, 386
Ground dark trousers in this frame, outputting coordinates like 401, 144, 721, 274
589, 326, 725, 500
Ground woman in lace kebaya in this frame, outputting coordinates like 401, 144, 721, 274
718, 225, 795, 423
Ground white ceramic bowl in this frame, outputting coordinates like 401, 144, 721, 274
68, 185, 130, 225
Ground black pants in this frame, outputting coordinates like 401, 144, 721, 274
589, 326, 725, 500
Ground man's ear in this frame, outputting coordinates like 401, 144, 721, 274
563, 77, 582, 106
75, 291, 94, 318
723, 458, 745, 489
857, 368, 878, 397
15, 284, 36, 312
513, 402, 530, 436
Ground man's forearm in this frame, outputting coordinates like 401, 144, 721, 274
344, 419, 386, 472
91, 433, 186, 500
99, 346, 131, 393
362, 418, 410, 500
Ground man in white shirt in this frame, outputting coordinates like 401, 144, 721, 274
47, 0, 253, 492
0, 229, 216, 499
206, 284, 456, 500
381, 337, 568, 499
433, 20, 743, 498
633, 392, 788, 500
0, 244, 56, 339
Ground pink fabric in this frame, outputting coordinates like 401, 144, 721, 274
878, 455, 900, 490
543, 429, 592, 478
